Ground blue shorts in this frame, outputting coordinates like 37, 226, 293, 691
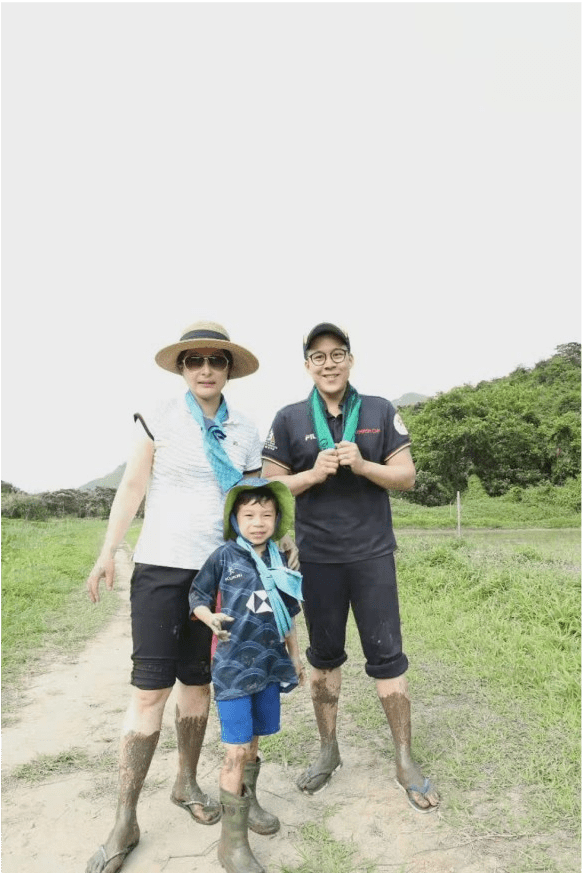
216, 683, 280, 744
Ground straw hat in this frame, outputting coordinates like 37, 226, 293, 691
223, 479, 295, 542
155, 320, 259, 378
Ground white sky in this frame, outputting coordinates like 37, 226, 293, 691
2, 2, 580, 494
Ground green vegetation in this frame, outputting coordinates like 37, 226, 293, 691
391, 474, 581, 529
1, 486, 120, 520
400, 342, 581, 505
2, 513, 580, 872
341, 529, 580, 871
11, 747, 116, 783
1, 518, 140, 690
281, 818, 376, 873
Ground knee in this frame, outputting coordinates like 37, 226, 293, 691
132, 686, 172, 715
175, 682, 211, 718
223, 744, 250, 772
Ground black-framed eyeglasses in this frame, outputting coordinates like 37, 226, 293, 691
307, 348, 349, 366
181, 354, 230, 371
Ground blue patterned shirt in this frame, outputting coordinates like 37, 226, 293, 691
189, 540, 301, 701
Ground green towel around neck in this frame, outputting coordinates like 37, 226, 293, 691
309, 384, 362, 450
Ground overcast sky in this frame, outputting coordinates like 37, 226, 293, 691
2, 2, 580, 494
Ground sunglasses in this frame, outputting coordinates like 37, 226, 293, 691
181, 354, 230, 372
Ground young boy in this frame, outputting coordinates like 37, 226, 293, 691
189, 479, 304, 873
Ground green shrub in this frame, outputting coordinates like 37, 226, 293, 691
1, 493, 51, 520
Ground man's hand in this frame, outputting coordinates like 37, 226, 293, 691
279, 534, 300, 571
336, 441, 365, 475
311, 448, 339, 483
209, 613, 234, 641
86, 555, 115, 604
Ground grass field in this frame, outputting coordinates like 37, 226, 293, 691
393, 530, 579, 835
265, 526, 581, 873
2, 488, 580, 871
391, 474, 581, 530
1, 518, 141, 692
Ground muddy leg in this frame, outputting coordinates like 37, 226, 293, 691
296, 667, 342, 794
86, 686, 169, 873
170, 681, 220, 824
377, 675, 439, 811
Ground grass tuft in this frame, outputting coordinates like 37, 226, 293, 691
281, 818, 378, 873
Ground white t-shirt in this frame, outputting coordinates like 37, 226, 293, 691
133, 396, 262, 570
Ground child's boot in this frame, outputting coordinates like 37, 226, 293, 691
243, 757, 280, 835
218, 787, 266, 873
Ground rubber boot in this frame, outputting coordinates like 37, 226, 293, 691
217, 787, 266, 873
244, 757, 280, 835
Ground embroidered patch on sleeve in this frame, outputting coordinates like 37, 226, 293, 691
264, 428, 278, 452
394, 413, 409, 436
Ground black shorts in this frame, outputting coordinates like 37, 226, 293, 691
300, 554, 408, 680
130, 563, 213, 690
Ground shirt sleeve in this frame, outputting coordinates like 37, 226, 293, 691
188, 549, 223, 614
262, 408, 293, 471
382, 400, 412, 462
245, 423, 263, 473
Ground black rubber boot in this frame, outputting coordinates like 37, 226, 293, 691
217, 787, 266, 873
243, 757, 280, 835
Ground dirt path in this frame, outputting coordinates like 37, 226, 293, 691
2, 548, 497, 873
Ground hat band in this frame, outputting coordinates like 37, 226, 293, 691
180, 329, 229, 342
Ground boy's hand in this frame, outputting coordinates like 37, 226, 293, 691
209, 613, 234, 641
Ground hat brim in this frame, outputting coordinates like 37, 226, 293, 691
155, 339, 259, 379
223, 479, 295, 542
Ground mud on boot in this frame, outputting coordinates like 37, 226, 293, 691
243, 757, 280, 835
218, 787, 266, 873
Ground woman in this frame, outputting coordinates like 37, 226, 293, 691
85, 321, 272, 873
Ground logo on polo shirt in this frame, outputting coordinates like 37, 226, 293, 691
356, 428, 381, 435
305, 433, 316, 441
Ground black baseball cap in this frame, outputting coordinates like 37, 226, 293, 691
303, 323, 350, 357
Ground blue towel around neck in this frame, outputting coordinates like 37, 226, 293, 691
185, 390, 243, 494
231, 516, 303, 640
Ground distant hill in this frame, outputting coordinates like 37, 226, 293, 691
79, 464, 126, 492
392, 392, 428, 408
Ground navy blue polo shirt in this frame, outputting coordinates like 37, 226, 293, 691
262, 394, 411, 564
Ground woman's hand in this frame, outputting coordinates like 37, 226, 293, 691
86, 553, 116, 604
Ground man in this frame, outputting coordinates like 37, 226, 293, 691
261, 323, 439, 812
